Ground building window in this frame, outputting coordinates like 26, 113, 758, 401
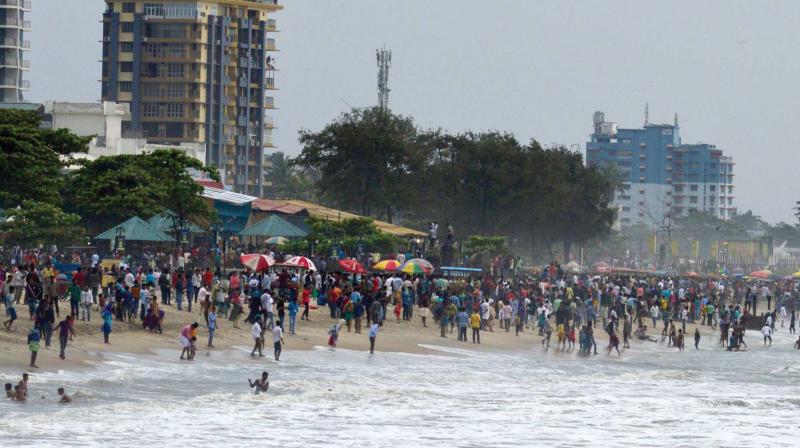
621, 207, 631, 212
143, 103, 159, 117
165, 123, 184, 138
119, 81, 132, 92
121, 22, 134, 33
689, 196, 698, 204
709, 185, 716, 192
690, 184, 698, 192
122, 2, 135, 13
143, 3, 164, 17
120, 62, 133, 73
166, 83, 184, 97
166, 63, 184, 78
120, 42, 133, 53
165, 103, 184, 118
142, 82, 159, 97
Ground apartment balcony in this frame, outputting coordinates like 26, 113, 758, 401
264, 96, 274, 109
265, 77, 276, 90
0, 58, 29, 69
266, 38, 277, 51
264, 115, 276, 129
0, 37, 17, 48
266, 19, 278, 32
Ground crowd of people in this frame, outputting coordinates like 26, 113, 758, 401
4, 249, 800, 375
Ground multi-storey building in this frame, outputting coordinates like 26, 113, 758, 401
101, 0, 280, 196
0, 0, 31, 103
586, 112, 736, 226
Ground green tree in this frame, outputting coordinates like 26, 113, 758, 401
0, 109, 91, 208
1, 200, 85, 247
264, 151, 317, 200
295, 107, 425, 221
64, 149, 219, 237
283, 217, 401, 257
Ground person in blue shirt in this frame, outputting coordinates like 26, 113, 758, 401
456, 309, 469, 342
207, 305, 218, 348
287, 300, 298, 335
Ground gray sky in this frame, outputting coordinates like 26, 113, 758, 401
28, 0, 800, 223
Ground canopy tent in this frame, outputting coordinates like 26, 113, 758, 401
239, 215, 307, 238
94, 216, 174, 242
147, 211, 205, 235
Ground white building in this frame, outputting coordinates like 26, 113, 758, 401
43, 101, 206, 164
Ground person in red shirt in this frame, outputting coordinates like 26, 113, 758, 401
73, 268, 86, 289
301, 286, 311, 321
203, 268, 212, 288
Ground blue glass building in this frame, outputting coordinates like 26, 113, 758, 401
586, 112, 735, 226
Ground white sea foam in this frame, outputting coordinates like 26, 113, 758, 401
1, 340, 800, 447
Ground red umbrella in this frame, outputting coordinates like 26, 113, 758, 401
240, 253, 275, 271
336, 258, 366, 274
284, 256, 317, 271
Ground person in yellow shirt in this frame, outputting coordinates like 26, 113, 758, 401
469, 311, 481, 344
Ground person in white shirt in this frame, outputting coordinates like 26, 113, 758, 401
272, 324, 284, 361
762, 324, 772, 347
80, 286, 94, 322
197, 285, 211, 310
261, 291, 274, 329
251, 321, 263, 357
368, 322, 380, 354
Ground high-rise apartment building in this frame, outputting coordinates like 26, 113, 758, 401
0, 0, 31, 103
101, 0, 280, 196
586, 112, 736, 227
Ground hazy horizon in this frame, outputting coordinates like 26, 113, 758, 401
27, 0, 800, 224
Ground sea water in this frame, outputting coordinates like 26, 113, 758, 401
2, 329, 800, 447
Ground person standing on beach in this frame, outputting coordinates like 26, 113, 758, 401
761, 323, 772, 347
27, 326, 40, 368
3, 287, 17, 331
694, 328, 700, 350
470, 309, 481, 344
272, 321, 284, 361
101, 305, 113, 344
456, 308, 468, 342
52, 315, 76, 360
207, 305, 218, 348
368, 321, 379, 354
607, 329, 621, 357
251, 319, 264, 357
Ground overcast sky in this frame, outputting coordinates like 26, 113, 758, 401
28, 0, 800, 223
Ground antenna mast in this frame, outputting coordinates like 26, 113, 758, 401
376, 47, 392, 110
644, 102, 649, 127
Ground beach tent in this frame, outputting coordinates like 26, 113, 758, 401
94, 216, 174, 242
239, 214, 307, 238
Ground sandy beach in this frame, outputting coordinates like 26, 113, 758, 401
0, 302, 717, 372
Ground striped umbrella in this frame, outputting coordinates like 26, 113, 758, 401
284, 256, 317, 271
240, 253, 275, 271
336, 258, 366, 274
372, 259, 403, 272
399, 258, 434, 275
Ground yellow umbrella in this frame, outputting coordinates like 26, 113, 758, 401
372, 259, 403, 272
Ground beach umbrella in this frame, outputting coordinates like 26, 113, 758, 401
284, 256, 317, 271
791, 271, 800, 279
266, 236, 289, 246
336, 258, 366, 274
240, 253, 275, 271
684, 271, 700, 278
399, 258, 434, 275
748, 269, 772, 279
372, 259, 403, 272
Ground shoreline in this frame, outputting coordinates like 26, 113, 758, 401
0, 304, 725, 373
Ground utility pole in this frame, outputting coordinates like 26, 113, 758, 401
376, 47, 392, 110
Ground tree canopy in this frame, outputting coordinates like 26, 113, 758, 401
63, 148, 219, 237
0, 109, 91, 209
1, 200, 85, 247
295, 107, 618, 262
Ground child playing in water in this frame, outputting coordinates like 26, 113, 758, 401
249, 371, 269, 394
